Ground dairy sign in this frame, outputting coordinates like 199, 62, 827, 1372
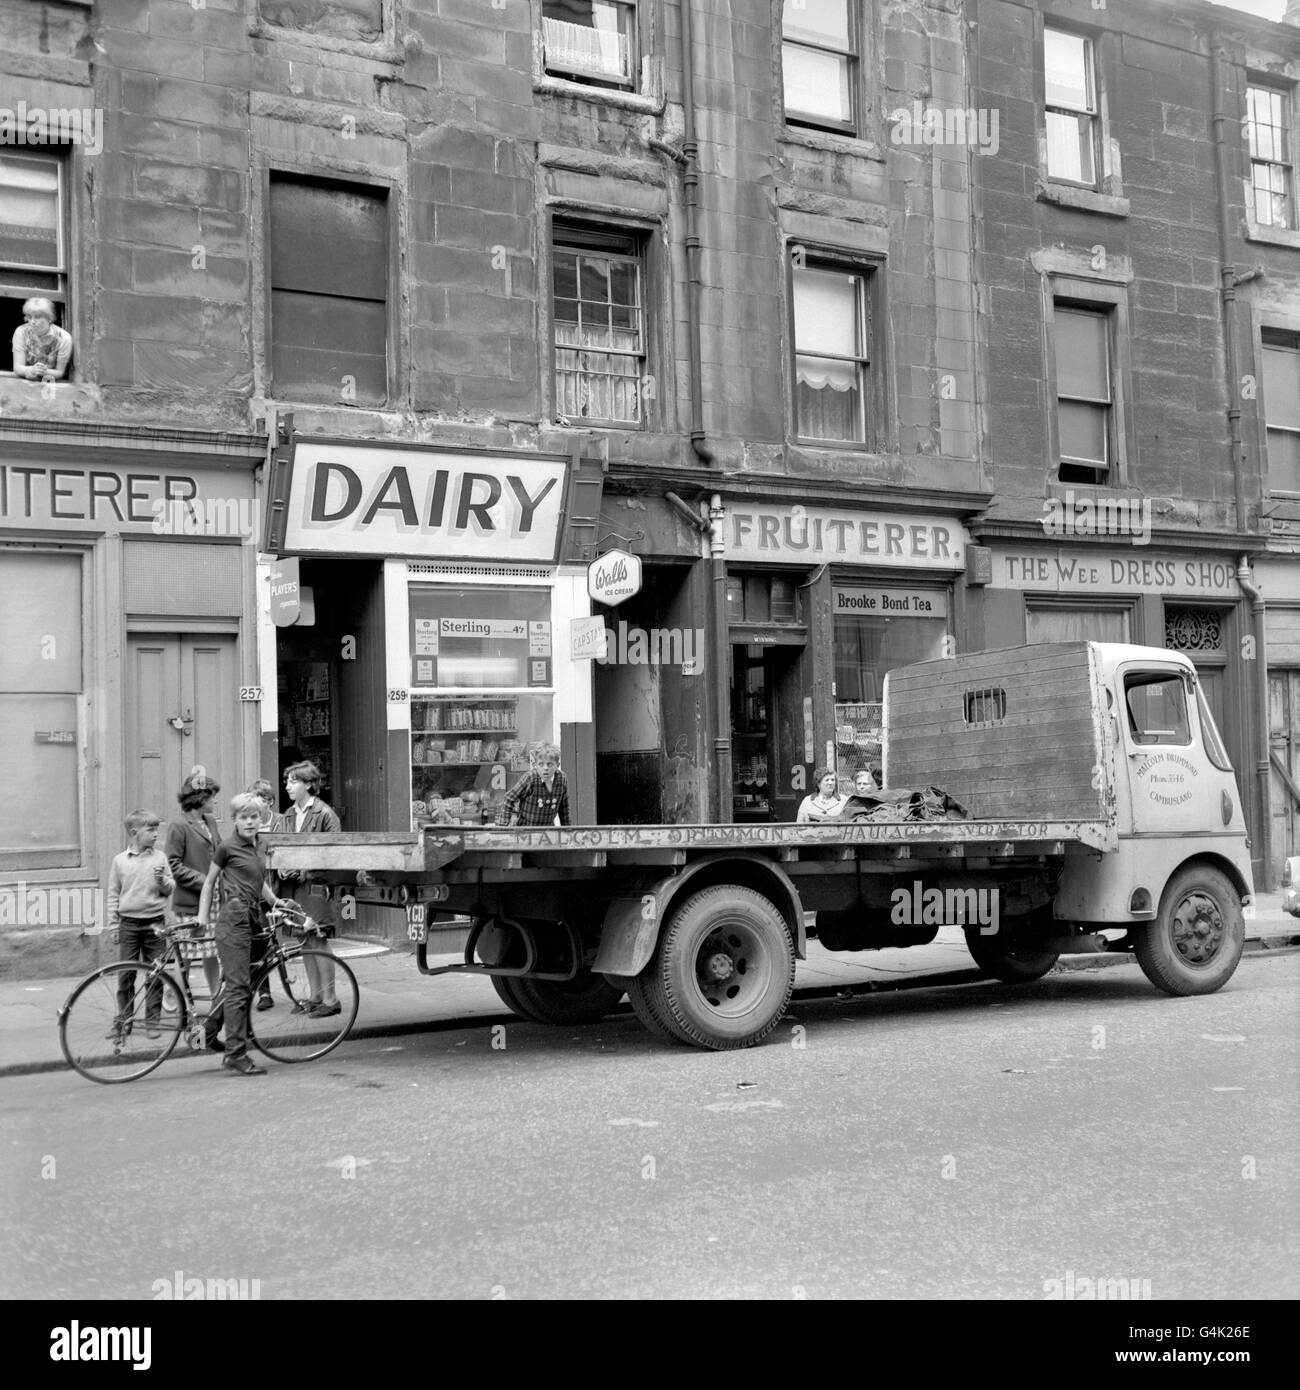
588, 548, 642, 606
278, 442, 568, 561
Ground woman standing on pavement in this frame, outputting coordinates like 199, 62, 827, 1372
278, 761, 343, 1017
246, 779, 280, 1011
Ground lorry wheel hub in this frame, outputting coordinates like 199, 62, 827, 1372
704, 951, 734, 983
1172, 893, 1222, 963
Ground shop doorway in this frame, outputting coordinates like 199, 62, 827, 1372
730, 643, 805, 821
1269, 669, 1300, 866
125, 633, 240, 823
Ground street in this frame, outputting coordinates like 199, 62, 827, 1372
3, 952, 1297, 1301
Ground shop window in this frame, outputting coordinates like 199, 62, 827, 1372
543, 1, 638, 90
1247, 83, 1294, 231
1262, 328, 1300, 496
0, 551, 82, 869
553, 222, 646, 427
793, 260, 875, 445
268, 173, 389, 405
1044, 26, 1098, 187
408, 584, 554, 826
782, 0, 857, 135
1054, 302, 1114, 483
1026, 606, 1131, 644
0, 150, 71, 372
833, 604, 947, 780
1124, 672, 1190, 747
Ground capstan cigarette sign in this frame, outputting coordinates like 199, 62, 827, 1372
280, 443, 568, 561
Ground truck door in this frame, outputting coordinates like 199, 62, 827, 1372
1118, 663, 1239, 836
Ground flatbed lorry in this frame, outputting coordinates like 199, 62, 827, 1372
266, 642, 1254, 1050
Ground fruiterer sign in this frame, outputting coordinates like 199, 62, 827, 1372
587, 549, 642, 607
270, 557, 301, 627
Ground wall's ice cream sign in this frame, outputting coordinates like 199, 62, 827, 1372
281, 442, 568, 560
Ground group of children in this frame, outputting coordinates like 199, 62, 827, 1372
105, 761, 340, 1077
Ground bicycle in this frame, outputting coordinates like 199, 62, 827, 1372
58, 905, 360, 1083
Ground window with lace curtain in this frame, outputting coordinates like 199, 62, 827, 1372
552, 224, 646, 427
543, 0, 637, 90
792, 260, 873, 445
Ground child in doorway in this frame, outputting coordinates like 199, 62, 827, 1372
106, 810, 175, 1039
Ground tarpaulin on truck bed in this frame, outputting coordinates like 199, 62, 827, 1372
834, 787, 970, 823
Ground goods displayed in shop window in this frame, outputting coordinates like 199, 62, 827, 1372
835, 700, 882, 781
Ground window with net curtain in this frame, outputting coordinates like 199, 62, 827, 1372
553, 226, 644, 426
1044, 26, 1097, 186
1026, 607, 1131, 644
782, 0, 855, 132
542, 1, 636, 87
793, 264, 869, 443
1055, 303, 1111, 483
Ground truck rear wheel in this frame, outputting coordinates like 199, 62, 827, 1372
633, 886, 794, 1050
1135, 865, 1244, 996
963, 924, 1059, 982
490, 974, 545, 1022
510, 973, 625, 1026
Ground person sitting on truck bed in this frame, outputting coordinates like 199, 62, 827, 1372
500, 744, 571, 827
797, 768, 847, 823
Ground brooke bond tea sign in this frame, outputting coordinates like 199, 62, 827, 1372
587, 549, 642, 607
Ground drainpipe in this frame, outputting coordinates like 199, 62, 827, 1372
1236, 557, 1271, 886
677, 0, 714, 472
672, 2, 729, 821
1210, 35, 1270, 884
709, 494, 732, 821
1210, 38, 1250, 531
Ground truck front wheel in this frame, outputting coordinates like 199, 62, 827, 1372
631, 886, 795, 1050
1136, 865, 1244, 996
963, 923, 1059, 982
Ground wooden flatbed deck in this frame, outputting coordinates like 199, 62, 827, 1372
264, 816, 1114, 880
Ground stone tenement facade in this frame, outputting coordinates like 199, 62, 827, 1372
1, 0, 1299, 976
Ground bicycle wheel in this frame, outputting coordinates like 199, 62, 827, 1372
249, 948, 358, 1062
59, 963, 186, 1083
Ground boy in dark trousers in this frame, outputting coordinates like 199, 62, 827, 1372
197, 793, 291, 1076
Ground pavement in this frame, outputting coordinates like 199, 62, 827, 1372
4, 895, 1296, 1080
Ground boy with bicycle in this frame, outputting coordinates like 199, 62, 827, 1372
106, 811, 175, 1039
197, 793, 292, 1076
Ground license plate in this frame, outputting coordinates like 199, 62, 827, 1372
406, 903, 427, 943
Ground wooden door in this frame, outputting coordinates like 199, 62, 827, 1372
1268, 670, 1300, 864
126, 635, 240, 827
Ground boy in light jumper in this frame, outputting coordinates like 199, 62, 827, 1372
106, 810, 175, 1037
